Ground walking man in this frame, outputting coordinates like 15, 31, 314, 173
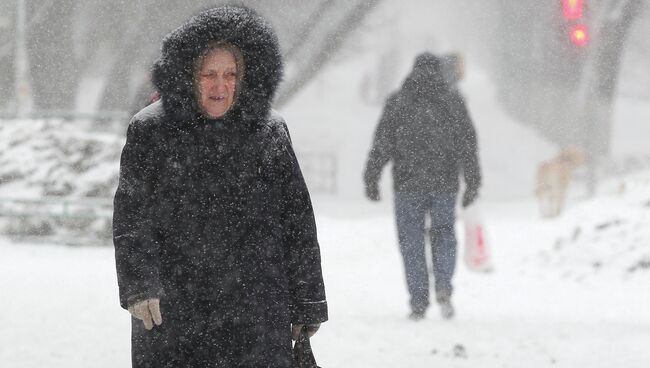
363, 52, 481, 320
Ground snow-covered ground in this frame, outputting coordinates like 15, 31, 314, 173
2, 185, 649, 367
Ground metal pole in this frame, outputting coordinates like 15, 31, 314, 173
15, 0, 30, 118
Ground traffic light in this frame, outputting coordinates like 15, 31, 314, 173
562, 0, 584, 20
570, 24, 589, 47
561, 0, 589, 47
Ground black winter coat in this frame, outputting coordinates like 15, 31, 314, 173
364, 54, 481, 195
113, 7, 327, 368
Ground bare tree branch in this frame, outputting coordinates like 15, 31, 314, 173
276, 0, 383, 107
283, 0, 335, 60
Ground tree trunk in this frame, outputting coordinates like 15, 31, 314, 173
0, 3, 15, 110
27, 0, 77, 111
576, 0, 643, 194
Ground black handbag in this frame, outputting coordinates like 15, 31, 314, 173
292, 328, 321, 368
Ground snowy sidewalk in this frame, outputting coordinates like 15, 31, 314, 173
1, 200, 648, 368
314, 200, 649, 367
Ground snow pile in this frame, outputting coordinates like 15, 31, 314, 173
0, 119, 122, 198
0, 120, 121, 242
537, 172, 650, 280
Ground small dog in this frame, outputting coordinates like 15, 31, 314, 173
536, 146, 586, 218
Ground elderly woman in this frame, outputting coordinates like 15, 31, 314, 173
113, 6, 327, 367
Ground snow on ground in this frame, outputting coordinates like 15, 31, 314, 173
312, 190, 650, 368
2, 182, 649, 367
0, 242, 130, 367
533, 173, 650, 280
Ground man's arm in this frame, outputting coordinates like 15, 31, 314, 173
451, 94, 482, 205
363, 95, 399, 199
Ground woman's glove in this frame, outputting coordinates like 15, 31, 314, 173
291, 323, 320, 340
128, 298, 163, 330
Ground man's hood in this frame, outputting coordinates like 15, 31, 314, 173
401, 52, 448, 99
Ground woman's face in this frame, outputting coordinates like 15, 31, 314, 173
197, 48, 238, 118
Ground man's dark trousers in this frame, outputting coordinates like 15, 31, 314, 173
394, 192, 457, 313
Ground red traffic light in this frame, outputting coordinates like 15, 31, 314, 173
570, 24, 589, 46
562, 0, 584, 20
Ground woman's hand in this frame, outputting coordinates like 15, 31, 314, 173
128, 298, 163, 330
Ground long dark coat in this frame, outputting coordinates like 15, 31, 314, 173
113, 6, 327, 368
364, 53, 481, 195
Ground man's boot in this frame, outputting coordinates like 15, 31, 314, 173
438, 298, 454, 319
408, 305, 426, 321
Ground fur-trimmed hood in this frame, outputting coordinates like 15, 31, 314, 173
151, 6, 283, 126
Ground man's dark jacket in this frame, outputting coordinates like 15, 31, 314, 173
364, 54, 481, 196
113, 6, 327, 368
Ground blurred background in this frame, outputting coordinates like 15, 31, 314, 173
1, 1, 649, 367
